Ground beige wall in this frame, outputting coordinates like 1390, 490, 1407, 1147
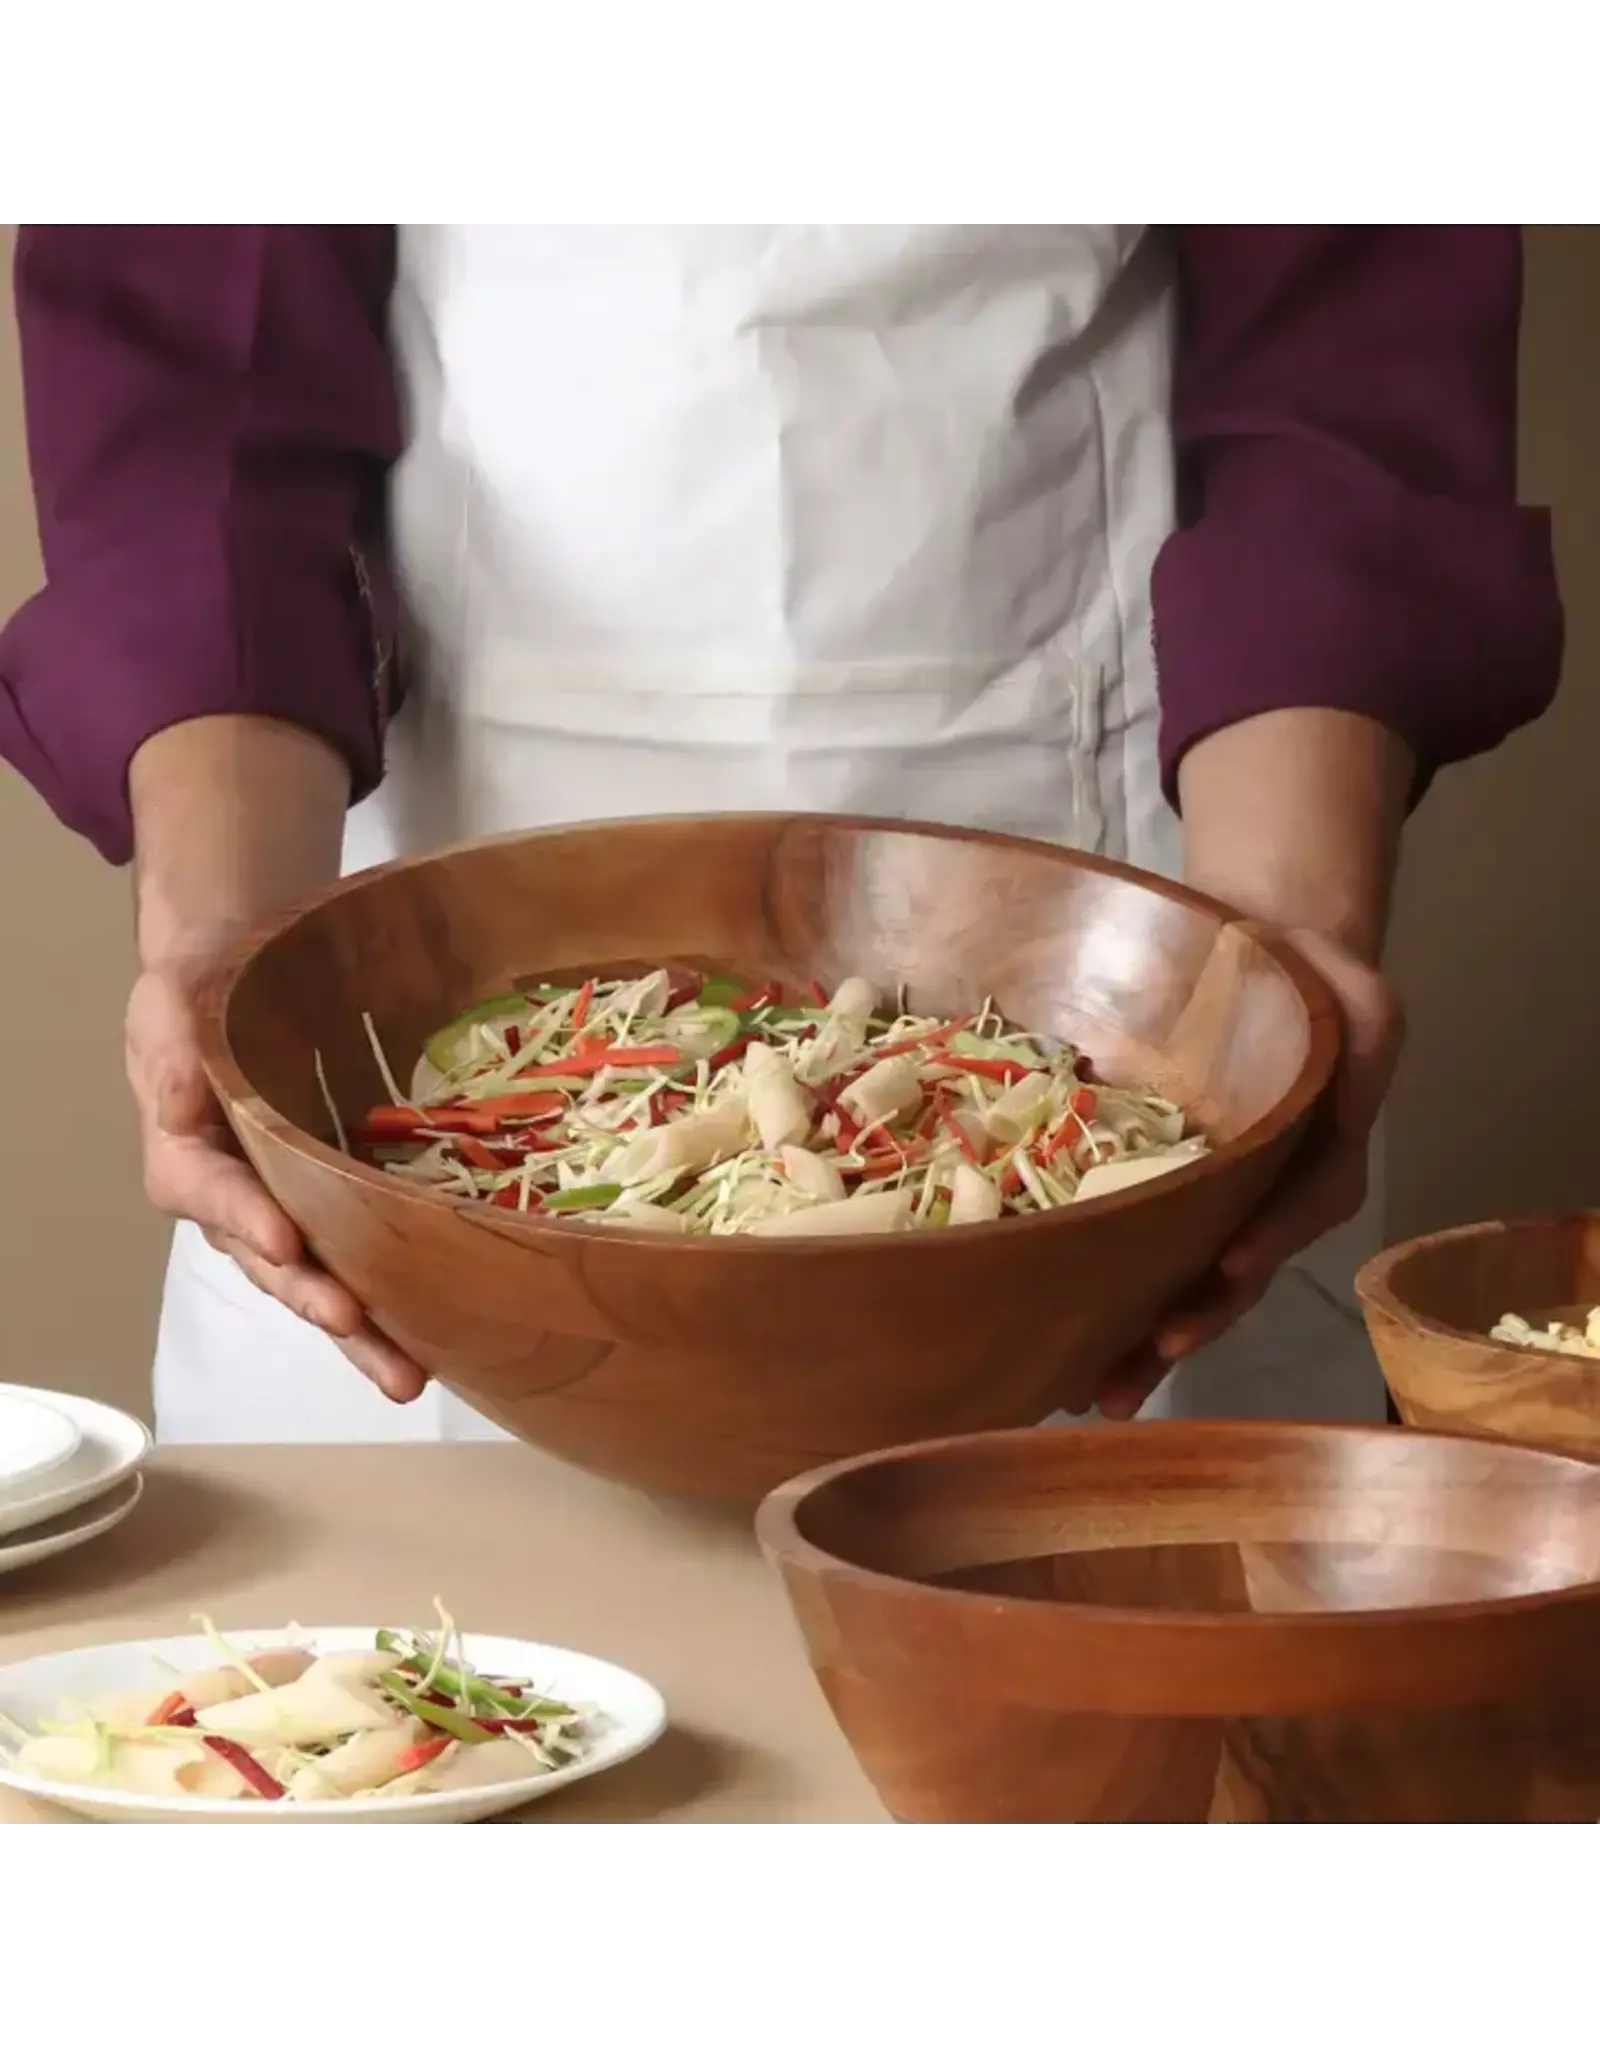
2, 227, 1597, 1421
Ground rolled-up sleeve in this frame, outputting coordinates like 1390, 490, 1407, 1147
1153, 226, 1563, 802
0, 226, 401, 863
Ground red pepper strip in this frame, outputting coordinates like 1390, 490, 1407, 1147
665, 971, 703, 1008
937, 1054, 1037, 1086
863, 1140, 928, 1180
146, 1690, 190, 1727
730, 983, 779, 1014
490, 1183, 542, 1211
526, 1042, 681, 1078
442, 1091, 569, 1122
504, 1024, 522, 1055
706, 1036, 752, 1076
202, 1734, 286, 1801
454, 1136, 503, 1171
571, 979, 596, 1031
808, 980, 828, 1007
392, 1734, 454, 1775
938, 1101, 982, 1164
860, 1017, 974, 1066
649, 1090, 669, 1127
1039, 1088, 1098, 1166
830, 1099, 863, 1147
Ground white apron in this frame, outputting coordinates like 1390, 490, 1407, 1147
155, 225, 1385, 1444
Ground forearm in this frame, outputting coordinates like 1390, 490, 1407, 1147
130, 715, 350, 971
1178, 708, 1413, 964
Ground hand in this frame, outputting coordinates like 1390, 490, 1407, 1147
1092, 926, 1403, 1418
127, 958, 429, 1404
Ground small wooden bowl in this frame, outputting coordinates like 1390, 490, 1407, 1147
1357, 1215, 1600, 1459
756, 1420, 1600, 1822
198, 814, 1336, 1506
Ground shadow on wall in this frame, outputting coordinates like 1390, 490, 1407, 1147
1387, 226, 1600, 1240
0, 228, 1595, 1422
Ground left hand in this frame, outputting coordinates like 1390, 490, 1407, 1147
1091, 925, 1404, 1418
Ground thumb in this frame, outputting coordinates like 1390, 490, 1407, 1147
152, 1045, 222, 1140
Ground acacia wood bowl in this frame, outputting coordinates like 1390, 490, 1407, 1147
756, 1419, 1600, 1822
1357, 1215, 1600, 1459
197, 814, 1337, 1506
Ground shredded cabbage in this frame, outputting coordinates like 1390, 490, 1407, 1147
336, 972, 1209, 1237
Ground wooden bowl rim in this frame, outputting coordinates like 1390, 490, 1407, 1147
195, 812, 1341, 1259
1355, 1212, 1600, 1359
755, 1417, 1600, 1638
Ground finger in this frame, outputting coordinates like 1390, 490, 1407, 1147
332, 1327, 431, 1406
1094, 1341, 1170, 1420
208, 1231, 364, 1336
146, 1130, 303, 1267
215, 1235, 429, 1403
1152, 1269, 1271, 1363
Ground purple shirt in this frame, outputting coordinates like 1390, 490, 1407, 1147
0, 226, 1563, 864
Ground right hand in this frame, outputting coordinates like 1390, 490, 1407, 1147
127, 959, 428, 1404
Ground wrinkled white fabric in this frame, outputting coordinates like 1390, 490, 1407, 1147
156, 225, 1382, 1444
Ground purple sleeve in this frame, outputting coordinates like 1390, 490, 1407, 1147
1153, 226, 1563, 802
0, 226, 401, 863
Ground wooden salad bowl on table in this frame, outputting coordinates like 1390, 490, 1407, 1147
196, 813, 1337, 1507
1358, 1215, 1600, 1459
756, 1420, 1600, 1822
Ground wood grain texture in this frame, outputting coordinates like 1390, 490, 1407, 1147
1358, 1215, 1600, 1459
196, 814, 1337, 1506
756, 1420, 1600, 1822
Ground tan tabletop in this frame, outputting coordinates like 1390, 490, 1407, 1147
0, 1446, 883, 1823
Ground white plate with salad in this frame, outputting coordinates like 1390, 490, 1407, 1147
0, 1610, 667, 1824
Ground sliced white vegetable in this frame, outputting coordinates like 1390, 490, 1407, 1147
307, 1649, 405, 1687
780, 1144, 847, 1204
949, 1162, 1003, 1226
619, 969, 671, 1019
984, 1070, 1055, 1146
743, 1040, 812, 1149
840, 1055, 922, 1128
420, 1735, 554, 1792
605, 1095, 752, 1186
828, 976, 879, 1021
1074, 1141, 1207, 1203
14, 1732, 264, 1799
283, 1721, 430, 1799
747, 1189, 914, 1237
94, 1688, 178, 1725
409, 1054, 452, 1106
178, 1647, 317, 1711
196, 1673, 397, 1745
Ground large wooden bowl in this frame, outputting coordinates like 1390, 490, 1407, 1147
197, 814, 1336, 1505
1357, 1215, 1600, 1459
756, 1420, 1600, 1821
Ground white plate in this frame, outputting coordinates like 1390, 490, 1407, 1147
0, 1390, 82, 1493
0, 1388, 151, 1540
0, 1627, 667, 1824
0, 1474, 144, 1579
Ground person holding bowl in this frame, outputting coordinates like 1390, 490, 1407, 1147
0, 226, 1562, 1442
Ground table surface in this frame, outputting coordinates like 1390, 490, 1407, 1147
0, 1446, 884, 1823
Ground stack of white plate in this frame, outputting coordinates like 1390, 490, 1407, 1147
0, 1384, 151, 1579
